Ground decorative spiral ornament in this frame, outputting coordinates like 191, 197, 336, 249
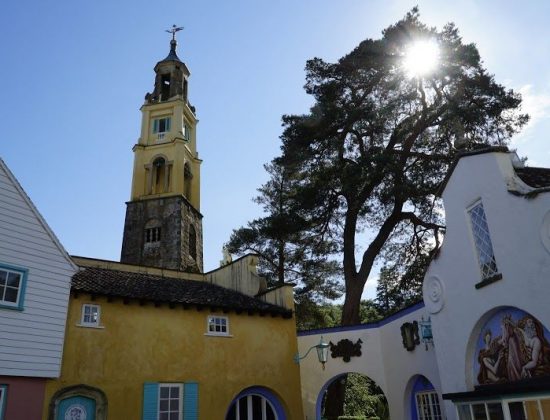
423, 275, 445, 314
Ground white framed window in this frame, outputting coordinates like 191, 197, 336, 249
456, 397, 550, 419
416, 391, 442, 420
467, 201, 499, 280
226, 394, 278, 420
158, 383, 183, 420
206, 315, 230, 336
183, 123, 191, 141
152, 117, 171, 134
0, 264, 28, 310
80, 304, 101, 327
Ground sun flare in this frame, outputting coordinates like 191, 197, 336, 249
403, 40, 440, 77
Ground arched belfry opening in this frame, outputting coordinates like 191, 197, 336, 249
160, 73, 171, 101
184, 162, 193, 200
153, 157, 167, 194
145, 156, 172, 195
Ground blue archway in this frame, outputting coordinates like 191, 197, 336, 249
225, 386, 286, 420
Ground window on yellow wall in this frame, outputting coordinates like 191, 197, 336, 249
152, 117, 171, 134
184, 123, 191, 141
206, 315, 230, 336
159, 384, 183, 420
153, 117, 171, 142
80, 304, 101, 328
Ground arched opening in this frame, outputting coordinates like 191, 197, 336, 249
184, 162, 193, 200
318, 372, 389, 420
452, 306, 550, 419
471, 307, 550, 386
188, 224, 197, 261
406, 375, 442, 420
153, 157, 166, 194
48, 384, 107, 420
225, 387, 286, 420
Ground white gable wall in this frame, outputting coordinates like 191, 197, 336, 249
298, 304, 443, 419
0, 160, 77, 378
424, 151, 550, 418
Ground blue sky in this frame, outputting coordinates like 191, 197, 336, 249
2, 0, 550, 299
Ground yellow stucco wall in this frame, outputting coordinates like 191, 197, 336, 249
130, 98, 201, 209
44, 294, 304, 419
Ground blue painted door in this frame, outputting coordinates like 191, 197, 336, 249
57, 396, 96, 420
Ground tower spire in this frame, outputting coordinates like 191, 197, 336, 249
161, 25, 184, 63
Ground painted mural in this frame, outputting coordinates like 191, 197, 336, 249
474, 308, 550, 385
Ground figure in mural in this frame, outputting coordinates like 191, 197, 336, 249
475, 309, 550, 386
518, 317, 548, 378
500, 314, 523, 381
477, 330, 503, 383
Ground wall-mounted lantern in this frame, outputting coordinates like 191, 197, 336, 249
419, 316, 433, 350
294, 336, 330, 370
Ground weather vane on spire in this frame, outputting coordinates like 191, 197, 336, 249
165, 25, 184, 41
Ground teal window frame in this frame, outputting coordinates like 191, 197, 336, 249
0, 263, 28, 311
0, 384, 7, 420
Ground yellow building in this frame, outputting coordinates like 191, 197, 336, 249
43, 31, 304, 420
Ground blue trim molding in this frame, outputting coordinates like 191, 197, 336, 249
298, 301, 425, 337
0, 262, 29, 311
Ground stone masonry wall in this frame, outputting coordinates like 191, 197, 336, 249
120, 196, 203, 272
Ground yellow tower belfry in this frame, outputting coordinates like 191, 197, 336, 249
121, 29, 203, 272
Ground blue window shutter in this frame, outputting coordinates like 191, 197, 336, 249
153, 119, 159, 133
183, 382, 199, 420
142, 382, 158, 420
166, 117, 171, 132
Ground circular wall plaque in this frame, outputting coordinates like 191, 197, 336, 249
423, 275, 445, 314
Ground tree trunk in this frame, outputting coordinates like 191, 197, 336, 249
323, 374, 347, 420
341, 279, 365, 325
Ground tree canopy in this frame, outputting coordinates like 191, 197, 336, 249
226, 161, 343, 303
276, 8, 528, 325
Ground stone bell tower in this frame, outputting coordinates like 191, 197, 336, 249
121, 27, 203, 272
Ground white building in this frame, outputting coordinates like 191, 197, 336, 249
298, 147, 550, 420
0, 159, 77, 419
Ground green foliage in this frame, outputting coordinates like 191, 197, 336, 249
375, 252, 430, 315
322, 373, 389, 420
275, 8, 527, 325
226, 161, 343, 302
337, 416, 371, 420
296, 299, 382, 330
344, 373, 389, 420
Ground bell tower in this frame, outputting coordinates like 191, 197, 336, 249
121, 27, 203, 272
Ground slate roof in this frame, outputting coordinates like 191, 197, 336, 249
72, 266, 292, 318
515, 167, 550, 188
